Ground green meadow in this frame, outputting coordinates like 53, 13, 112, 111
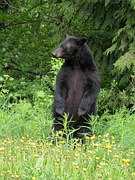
0, 96, 135, 180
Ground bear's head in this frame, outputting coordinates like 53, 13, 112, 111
52, 36, 86, 60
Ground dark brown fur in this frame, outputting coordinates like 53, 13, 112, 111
52, 36, 100, 139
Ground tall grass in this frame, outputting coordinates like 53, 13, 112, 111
0, 99, 52, 139
0, 94, 135, 179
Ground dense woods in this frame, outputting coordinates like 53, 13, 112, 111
0, 0, 135, 112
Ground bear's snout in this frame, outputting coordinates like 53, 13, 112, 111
52, 48, 62, 58
52, 51, 57, 58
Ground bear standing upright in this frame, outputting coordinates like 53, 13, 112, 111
52, 36, 100, 139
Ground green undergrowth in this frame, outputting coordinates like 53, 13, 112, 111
0, 96, 135, 179
0, 133, 135, 180
0, 75, 135, 179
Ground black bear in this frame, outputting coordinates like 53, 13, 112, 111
52, 36, 100, 139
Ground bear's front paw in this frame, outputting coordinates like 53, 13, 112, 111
78, 107, 87, 116
56, 107, 64, 115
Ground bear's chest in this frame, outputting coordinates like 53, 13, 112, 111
67, 68, 85, 90
64, 68, 86, 113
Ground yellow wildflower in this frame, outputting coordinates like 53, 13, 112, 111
30, 142, 36, 147
126, 153, 130, 157
56, 149, 60, 153
93, 143, 100, 147
7, 139, 13, 144
59, 141, 65, 144
76, 143, 81, 147
3, 140, 7, 143
100, 162, 107, 166
56, 145, 62, 149
122, 158, 130, 163
95, 157, 99, 160
97, 165, 102, 168
0, 147, 5, 151
85, 136, 91, 140
113, 154, 119, 158
20, 139, 24, 143
15, 146, 20, 150
49, 143, 53, 146
8, 157, 12, 161
105, 139, 110, 143
104, 133, 109, 138
75, 153, 80, 157
34, 154, 39, 158
7, 170, 12, 174
83, 168, 87, 172
90, 135, 96, 140
88, 157, 92, 161
131, 172, 135, 176
126, 163, 130, 167
98, 135, 102, 138
108, 149, 112, 153
106, 143, 111, 149
67, 155, 71, 159
72, 162, 78, 166
58, 130, 63, 135
39, 143, 43, 147
88, 150, 96, 154
56, 158, 60, 163
96, 174, 102, 178
83, 153, 86, 157
15, 175, 20, 179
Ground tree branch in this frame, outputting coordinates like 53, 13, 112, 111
0, 19, 53, 29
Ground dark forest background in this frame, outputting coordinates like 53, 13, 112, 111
0, 0, 135, 113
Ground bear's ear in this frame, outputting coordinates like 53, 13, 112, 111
66, 34, 69, 38
76, 37, 87, 45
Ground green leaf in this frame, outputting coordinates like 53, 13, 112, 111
36, 91, 45, 98
105, 0, 110, 7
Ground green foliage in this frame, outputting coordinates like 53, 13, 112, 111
0, 0, 61, 78
0, 90, 52, 139
0, 0, 135, 110
94, 107, 135, 150
114, 52, 135, 73
0, 104, 135, 179
50, 57, 63, 87
97, 80, 135, 113
0, 74, 53, 111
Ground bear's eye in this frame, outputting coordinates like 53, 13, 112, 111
71, 48, 78, 54
74, 48, 78, 53
61, 45, 66, 52
67, 47, 78, 55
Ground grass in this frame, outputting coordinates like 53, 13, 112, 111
0, 97, 135, 179
0, 133, 135, 179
